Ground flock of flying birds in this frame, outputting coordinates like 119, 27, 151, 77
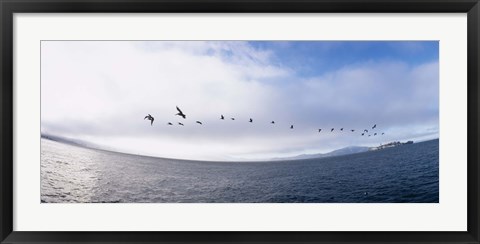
144, 106, 386, 137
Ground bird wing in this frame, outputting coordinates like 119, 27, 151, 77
144, 116, 148, 120
176, 106, 183, 114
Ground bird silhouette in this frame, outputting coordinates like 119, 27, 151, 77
351, 129, 355, 132
290, 125, 294, 129
372, 124, 377, 129
175, 106, 186, 119
249, 118, 253, 123
364, 129, 369, 133
196, 121, 203, 125
231, 118, 235, 120
340, 128, 344, 131
167, 122, 172, 125
374, 133, 377, 136
318, 129, 322, 132
361, 133, 365, 136
368, 134, 371, 137
271, 121, 275, 124
331, 128, 334, 132
220, 115, 225, 120
382, 133, 385, 135
178, 122, 184, 126
144, 114, 154, 126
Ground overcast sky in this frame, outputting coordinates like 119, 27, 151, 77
41, 41, 439, 161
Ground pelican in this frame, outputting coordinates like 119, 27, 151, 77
175, 106, 186, 119
196, 121, 203, 125
144, 114, 154, 126
220, 115, 225, 120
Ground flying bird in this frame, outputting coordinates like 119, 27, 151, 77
167, 122, 172, 125
318, 129, 322, 132
290, 125, 294, 129
372, 124, 377, 129
249, 118, 253, 123
351, 129, 355, 132
178, 122, 184, 126
144, 114, 154, 126
220, 115, 225, 120
331, 128, 334, 132
196, 121, 203, 125
231, 118, 235, 120
361, 133, 365, 136
175, 106, 186, 119
382, 133, 385, 135
368, 134, 371, 137
374, 133, 377, 136
364, 129, 369, 133
340, 128, 344, 131
271, 121, 275, 124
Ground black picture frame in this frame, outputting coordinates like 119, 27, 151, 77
1, 0, 479, 243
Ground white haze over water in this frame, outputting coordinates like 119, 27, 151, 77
41, 41, 439, 161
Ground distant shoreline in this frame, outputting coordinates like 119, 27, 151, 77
41, 134, 439, 164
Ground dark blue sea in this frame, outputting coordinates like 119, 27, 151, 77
41, 138, 439, 203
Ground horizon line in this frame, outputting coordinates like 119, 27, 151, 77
40, 133, 439, 163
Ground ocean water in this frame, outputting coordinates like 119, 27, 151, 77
41, 139, 439, 203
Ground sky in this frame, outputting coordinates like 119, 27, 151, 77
41, 41, 439, 161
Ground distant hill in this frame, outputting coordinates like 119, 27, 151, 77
41, 134, 104, 150
42, 133, 421, 162
272, 146, 370, 161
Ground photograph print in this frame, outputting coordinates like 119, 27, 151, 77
41, 41, 439, 203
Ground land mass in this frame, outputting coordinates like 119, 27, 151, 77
271, 146, 371, 161
41, 133, 417, 162
272, 141, 416, 161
